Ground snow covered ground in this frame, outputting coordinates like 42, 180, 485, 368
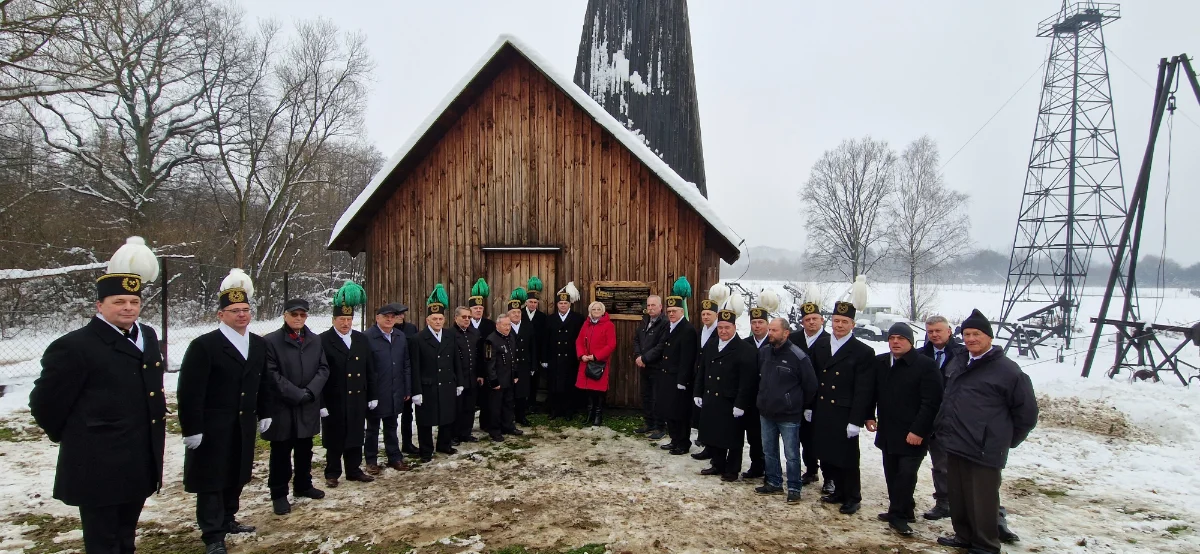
1, 284, 1198, 552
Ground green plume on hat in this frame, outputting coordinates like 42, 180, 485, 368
527, 276, 543, 293
671, 276, 693, 320
427, 283, 449, 306
510, 287, 528, 302
333, 280, 366, 308
471, 277, 490, 298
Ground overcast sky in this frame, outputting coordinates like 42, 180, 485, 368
244, 0, 1200, 265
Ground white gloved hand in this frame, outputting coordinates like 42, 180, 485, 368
367, 400, 378, 410
259, 418, 272, 433
676, 384, 686, 390
183, 434, 203, 449
541, 362, 548, 368
846, 423, 860, 438
412, 394, 424, 406
320, 408, 329, 418
804, 410, 812, 422
693, 397, 703, 408
733, 407, 745, 418
456, 386, 463, 396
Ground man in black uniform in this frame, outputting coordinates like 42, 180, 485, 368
693, 297, 758, 482
524, 276, 548, 412
177, 267, 266, 554
452, 306, 482, 444
690, 289, 722, 461
467, 279, 495, 431
508, 288, 537, 426
544, 282, 585, 419
484, 316, 521, 441
813, 300, 876, 515
31, 237, 166, 554
319, 281, 377, 487
656, 280, 696, 455
409, 284, 461, 461
633, 295, 668, 437
789, 301, 831, 489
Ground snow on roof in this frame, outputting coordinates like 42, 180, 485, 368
328, 34, 744, 258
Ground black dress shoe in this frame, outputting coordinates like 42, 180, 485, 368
889, 518, 915, 536
741, 469, 764, 480
503, 428, 524, 436
436, 447, 458, 455
801, 472, 819, 485
923, 501, 951, 520
659, 443, 673, 450
699, 467, 722, 476
878, 512, 915, 523
839, 502, 860, 515
820, 493, 843, 504
401, 443, 419, 455
936, 536, 971, 548
451, 438, 461, 446
489, 432, 505, 442
668, 447, 688, 455
205, 542, 228, 554
296, 487, 325, 499
720, 473, 739, 482
272, 497, 290, 515
999, 528, 1020, 544
821, 480, 836, 495
460, 435, 480, 442
634, 425, 651, 434
786, 490, 802, 503
227, 521, 255, 534
516, 418, 531, 426
755, 484, 784, 495
691, 449, 713, 460
648, 430, 666, 440
419, 455, 432, 463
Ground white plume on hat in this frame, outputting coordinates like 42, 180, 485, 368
758, 288, 781, 313
220, 268, 255, 300
851, 275, 869, 310
708, 283, 729, 305
722, 290, 745, 316
107, 236, 159, 282
804, 282, 821, 305
558, 281, 580, 303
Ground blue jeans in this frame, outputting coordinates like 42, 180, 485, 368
761, 417, 803, 492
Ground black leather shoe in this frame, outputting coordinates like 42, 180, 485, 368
691, 449, 713, 460
755, 484, 784, 495
504, 428, 524, 436
821, 480, 836, 495
402, 443, 419, 455
786, 490, 802, 503
741, 469, 764, 480
296, 487, 325, 500
227, 520, 255, 534
272, 497, 290, 515
451, 438, 461, 446
669, 447, 688, 455
923, 500, 951, 520
839, 502, 860, 515
999, 527, 1020, 544
659, 443, 673, 450
801, 472, 819, 485
820, 494, 843, 504
489, 432, 505, 442
436, 447, 458, 455
699, 467, 722, 476
720, 473, 739, 482
205, 542, 228, 554
878, 512, 915, 523
648, 430, 666, 440
460, 435, 480, 442
634, 425, 651, 434
936, 536, 971, 548
889, 518, 915, 536
419, 455, 432, 463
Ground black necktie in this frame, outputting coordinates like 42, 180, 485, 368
935, 350, 944, 368
124, 325, 138, 343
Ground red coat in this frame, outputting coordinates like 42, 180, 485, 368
575, 314, 616, 391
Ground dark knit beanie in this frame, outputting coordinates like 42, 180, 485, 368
887, 322, 915, 345
961, 309, 993, 338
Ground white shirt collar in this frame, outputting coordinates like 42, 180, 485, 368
717, 338, 731, 352
511, 320, 522, 332
470, 318, 481, 328
753, 334, 767, 347
99, 315, 144, 352
525, 308, 536, 318
829, 332, 852, 355
376, 324, 395, 341
559, 311, 569, 321
219, 321, 249, 359
669, 319, 680, 332
336, 327, 353, 348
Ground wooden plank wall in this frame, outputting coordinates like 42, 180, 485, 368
364, 55, 722, 407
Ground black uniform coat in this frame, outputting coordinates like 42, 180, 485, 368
544, 310, 585, 393
523, 308, 547, 368
453, 324, 481, 392
654, 318, 697, 421
176, 328, 267, 493
693, 335, 758, 449
791, 329, 831, 372
409, 328, 461, 426
692, 323, 719, 427
319, 329, 376, 452
484, 331, 517, 388
261, 326, 329, 442
812, 334, 876, 467
510, 319, 537, 399
868, 349, 943, 457
933, 346, 1038, 469
30, 317, 166, 506
364, 325, 411, 417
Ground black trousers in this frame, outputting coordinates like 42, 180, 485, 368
477, 387, 491, 430
196, 485, 243, 546
418, 423, 454, 456
487, 387, 516, 433
364, 414, 400, 465
927, 433, 949, 501
799, 419, 821, 476
882, 450, 925, 520
947, 453, 1003, 554
401, 400, 415, 446
455, 385, 479, 438
79, 500, 143, 553
667, 390, 693, 448
547, 386, 580, 418
742, 410, 764, 472
640, 369, 660, 428
515, 397, 529, 422
708, 445, 743, 478
325, 445, 364, 479
268, 437, 314, 499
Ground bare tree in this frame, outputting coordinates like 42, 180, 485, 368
801, 136, 896, 280
0, 0, 112, 102
17, 0, 232, 228
886, 135, 969, 320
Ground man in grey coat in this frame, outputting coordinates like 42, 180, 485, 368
934, 309, 1037, 554
262, 299, 330, 516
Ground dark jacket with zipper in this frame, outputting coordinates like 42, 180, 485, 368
917, 340, 968, 383
933, 345, 1038, 469
633, 314, 669, 369
756, 340, 818, 422
868, 349, 943, 456
261, 325, 329, 441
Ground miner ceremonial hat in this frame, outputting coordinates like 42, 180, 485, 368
468, 278, 490, 307
218, 268, 254, 309
800, 302, 822, 316
426, 284, 448, 316
717, 290, 744, 323
97, 236, 159, 300
702, 283, 728, 314
525, 276, 543, 300
750, 289, 780, 322
556, 282, 580, 303
507, 287, 527, 311
666, 276, 691, 312
832, 301, 856, 320
333, 280, 365, 317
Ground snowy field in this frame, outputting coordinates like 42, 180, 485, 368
1, 283, 1198, 553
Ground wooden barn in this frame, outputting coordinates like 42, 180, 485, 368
327, 35, 742, 407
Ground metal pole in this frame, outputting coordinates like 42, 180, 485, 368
160, 257, 169, 368
1064, 26, 1081, 349
283, 271, 289, 307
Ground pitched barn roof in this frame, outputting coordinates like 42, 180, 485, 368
328, 34, 743, 262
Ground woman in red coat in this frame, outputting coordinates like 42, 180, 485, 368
576, 301, 616, 426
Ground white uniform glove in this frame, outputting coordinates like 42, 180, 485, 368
693, 397, 703, 408
183, 434, 203, 449
456, 386, 463, 396
804, 410, 812, 422
733, 407, 745, 418
677, 384, 686, 390
412, 394, 424, 406
259, 418, 272, 433
320, 408, 329, 418
846, 423, 860, 438
367, 400, 378, 410
541, 362, 548, 368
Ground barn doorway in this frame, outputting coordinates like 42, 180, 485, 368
484, 249, 558, 319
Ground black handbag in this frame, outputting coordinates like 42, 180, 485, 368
584, 336, 605, 380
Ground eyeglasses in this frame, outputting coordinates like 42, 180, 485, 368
287, 311, 308, 318
222, 309, 251, 315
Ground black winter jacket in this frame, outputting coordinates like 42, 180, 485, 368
933, 346, 1038, 469
756, 341, 818, 422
